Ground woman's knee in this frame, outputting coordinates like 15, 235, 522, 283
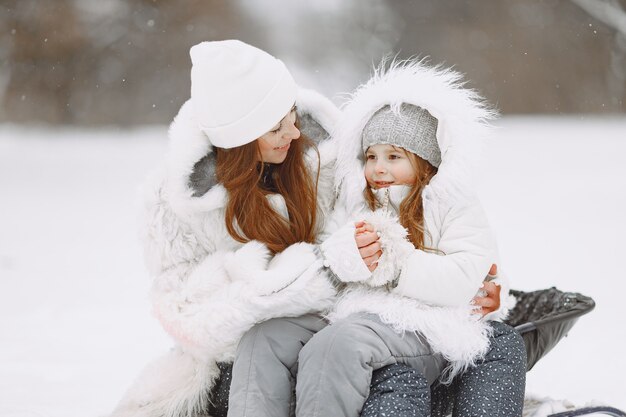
490, 322, 525, 348
487, 322, 527, 367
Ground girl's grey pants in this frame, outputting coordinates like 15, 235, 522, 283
226, 313, 445, 417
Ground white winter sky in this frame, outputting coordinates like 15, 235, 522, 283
0, 116, 625, 417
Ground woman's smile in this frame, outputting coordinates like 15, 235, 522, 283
274, 142, 291, 152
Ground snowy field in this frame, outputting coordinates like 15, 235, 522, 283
0, 117, 625, 417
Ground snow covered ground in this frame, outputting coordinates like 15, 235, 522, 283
0, 116, 624, 417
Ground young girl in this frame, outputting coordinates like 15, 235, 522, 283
294, 60, 523, 417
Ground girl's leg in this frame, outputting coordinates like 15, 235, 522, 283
227, 314, 327, 417
451, 321, 526, 417
295, 313, 445, 417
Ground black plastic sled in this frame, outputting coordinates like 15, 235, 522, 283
504, 287, 595, 370
548, 406, 626, 417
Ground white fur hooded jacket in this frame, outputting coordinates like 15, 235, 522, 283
319, 60, 514, 380
110, 88, 341, 417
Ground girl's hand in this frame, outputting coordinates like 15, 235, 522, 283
354, 221, 382, 272
472, 281, 501, 317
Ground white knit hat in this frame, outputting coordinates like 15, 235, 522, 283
190, 40, 297, 148
362, 104, 441, 167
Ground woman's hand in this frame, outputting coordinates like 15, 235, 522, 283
354, 221, 382, 272
472, 264, 501, 317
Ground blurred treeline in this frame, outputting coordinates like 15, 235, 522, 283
1, 0, 624, 125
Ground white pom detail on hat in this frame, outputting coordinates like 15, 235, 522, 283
190, 40, 297, 149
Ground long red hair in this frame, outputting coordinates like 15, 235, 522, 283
215, 128, 319, 254
364, 150, 438, 250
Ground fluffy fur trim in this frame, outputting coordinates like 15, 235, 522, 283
328, 287, 493, 382
165, 99, 226, 219
297, 87, 341, 146
298, 87, 342, 224
334, 59, 497, 215
110, 349, 218, 417
360, 210, 415, 287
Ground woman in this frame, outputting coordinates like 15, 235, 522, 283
111, 39, 341, 417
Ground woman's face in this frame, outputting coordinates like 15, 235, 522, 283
257, 106, 299, 164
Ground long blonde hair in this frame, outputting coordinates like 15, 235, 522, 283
364, 149, 438, 250
215, 125, 320, 254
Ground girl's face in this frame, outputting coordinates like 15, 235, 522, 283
257, 106, 299, 164
364, 144, 416, 189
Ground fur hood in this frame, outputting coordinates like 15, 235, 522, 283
164, 87, 341, 220
334, 59, 497, 215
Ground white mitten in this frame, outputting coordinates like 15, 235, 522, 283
268, 241, 317, 270
225, 241, 318, 296
319, 222, 372, 283
223, 240, 271, 282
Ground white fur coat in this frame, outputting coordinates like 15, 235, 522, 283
110, 88, 341, 417
320, 60, 514, 380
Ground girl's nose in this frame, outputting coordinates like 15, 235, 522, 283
375, 162, 387, 173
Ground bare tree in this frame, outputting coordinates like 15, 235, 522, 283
1, 0, 88, 123
572, 0, 626, 106
1, 0, 623, 124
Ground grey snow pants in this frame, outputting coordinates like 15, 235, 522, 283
227, 313, 445, 417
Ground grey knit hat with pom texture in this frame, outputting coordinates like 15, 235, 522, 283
362, 103, 441, 167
